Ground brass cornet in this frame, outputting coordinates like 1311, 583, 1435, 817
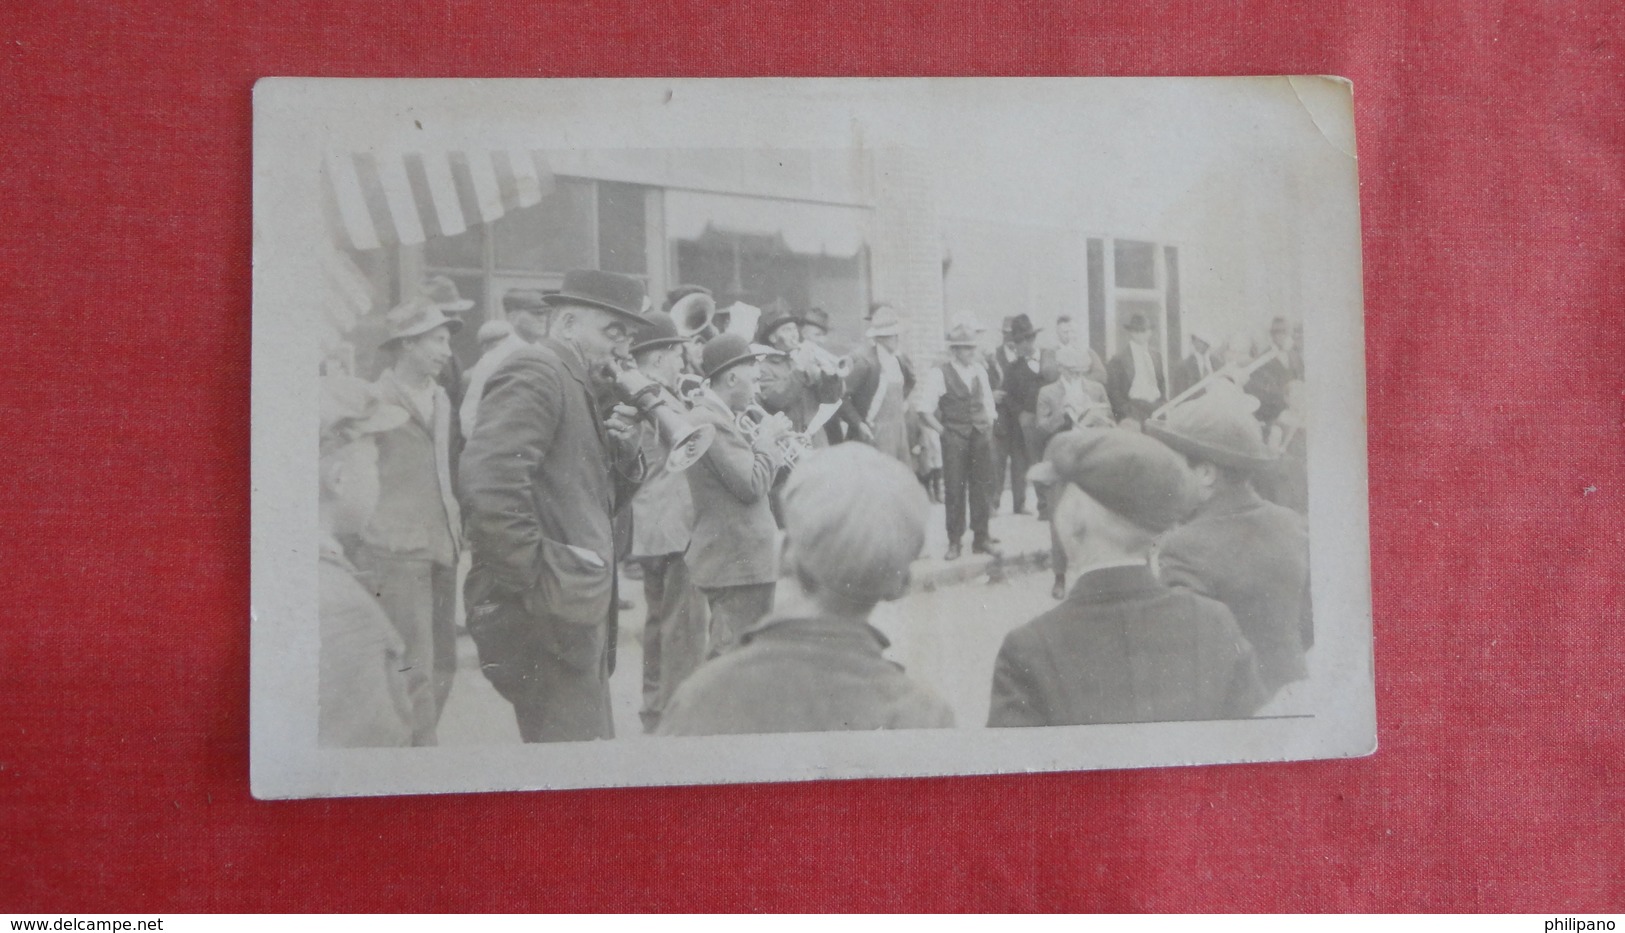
736, 403, 814, 470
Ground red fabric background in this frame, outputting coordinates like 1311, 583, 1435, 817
1, 0, 1621, 912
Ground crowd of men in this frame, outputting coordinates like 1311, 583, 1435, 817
316, 267, 1313, 748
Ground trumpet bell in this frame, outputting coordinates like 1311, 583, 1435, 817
671, 291, 717, 337
665, 422, 715, 473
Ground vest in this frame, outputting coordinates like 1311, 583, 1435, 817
938, 363, 991, 431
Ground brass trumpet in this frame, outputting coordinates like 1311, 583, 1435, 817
792, 341, 853, 379
736, 403, 814, 469
612, 364, 715, 473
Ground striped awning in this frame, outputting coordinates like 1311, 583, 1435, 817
322, 150, 555, 251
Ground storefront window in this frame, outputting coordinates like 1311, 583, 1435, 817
492, 178, 596, 273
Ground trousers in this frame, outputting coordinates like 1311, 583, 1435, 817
990, 414, 1031, 513
465, 570, 614, 744
941, 425, 993, 544
701, 582, 777, 659
638, 553, 709, 733
356, 548, 455, 746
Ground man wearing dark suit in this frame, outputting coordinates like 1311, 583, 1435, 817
359, 297, 464, 746
989, 429, 1266, 727
1147, 386, 1312, 701
1105, 312, 1167, 426
1245, 316, 1297, 428
1171, 329, 1218, 398
459, 270, 649, 743
987, 314, 1044, 514
685, 334, 792, 657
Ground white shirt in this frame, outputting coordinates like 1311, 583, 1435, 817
1128, 342, 1161, 403
919, 359, 997, 420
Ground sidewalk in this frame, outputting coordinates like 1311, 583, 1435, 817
909, 492, 1056, 592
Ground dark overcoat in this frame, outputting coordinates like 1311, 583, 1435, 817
988, 564, 1266, 727
1157, 482, 1311, 697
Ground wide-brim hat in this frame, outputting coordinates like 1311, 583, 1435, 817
1144, 388, 1276, 472
629, 311, 690, 356
321, 376, 410, 454
867, 306, 903, 338
944, 323, 980, 347
701, 333, 780, 381
421, 274, 474, 313
543, 269, 650, 325
382, 296, 463, 345
1007, 313, 1041, 342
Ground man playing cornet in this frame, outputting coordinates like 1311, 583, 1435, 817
685, 333, 795, 657
755, 305, 845, 450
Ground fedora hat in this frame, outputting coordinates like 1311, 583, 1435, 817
381, 296, 463, 346
420, 275, 474, 313
1007, 313, 1041, 342
629, 312, 690, 356
800, 307, 832, 333
543, 269, 650, 325
867, 306, 903, 338
945, 323, 980, 348
1144, 388, 1275, 472
755, 305, 800, 345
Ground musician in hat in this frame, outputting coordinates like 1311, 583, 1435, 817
917, 324, 1000, 561
1032, 345, 1113, 599
987, 313, 1044, 515
659, 444, 954, 736
459, 287, 552, 438
355, 296, 465, 745
1171, 326, 1219, 397
459, 269, 649, 743
1105, 312, 1167, 427
1146, 389, 1311, 700
988, 429, 1266, 727
624, 312, 709, 732
840, 304, 916, 463
755, 304, 844, 447
684, 333, 795, 657
318, 377, 415, 748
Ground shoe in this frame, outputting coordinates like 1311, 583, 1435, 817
983, 534, 1001, 546
1013, 506, 1031, 516
1051, 579, 1066, 600
944, 542, 962, 561
971, 539, 999, 556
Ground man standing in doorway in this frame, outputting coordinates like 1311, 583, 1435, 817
1105, 312, 1166, 427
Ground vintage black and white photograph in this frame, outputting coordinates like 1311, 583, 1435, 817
251, 77, 1374, 798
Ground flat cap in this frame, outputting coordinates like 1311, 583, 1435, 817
320, 376, 408, 455
1029, 428, 1196, 533
1145, 387, 1275, 472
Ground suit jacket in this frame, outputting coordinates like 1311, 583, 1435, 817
362, 369, 462, 566
1034, 377, 1112, 446
1157, 482, 1311, 697
1245, 354, 1294, 427
658, 614, 955, 736
988, 564, 1266, 727
1105, 344, 1167, 421
628, 386, 696, 559
1038, 344, 1109, 386
459, 339, 641, 598
987, 345, 1044, 423
1171, 351, 1217, 397
683, 392, 783, 589
842, 342, 916, 426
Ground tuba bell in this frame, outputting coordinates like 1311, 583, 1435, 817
612, 364, 715, 472
670, 291, 716, 338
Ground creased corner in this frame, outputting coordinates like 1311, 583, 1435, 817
1288, 75, 1357, 160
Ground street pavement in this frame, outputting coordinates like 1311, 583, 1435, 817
438, 495, 1065, 744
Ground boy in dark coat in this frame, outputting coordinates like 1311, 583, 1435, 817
989, 429, 1266, 727
660, 444, 954, 736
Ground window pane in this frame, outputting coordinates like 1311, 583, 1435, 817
492, 178, 595, 273
423, 223, 483, 270
1114, 239, 1157, 289
597, 182, 647, 275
